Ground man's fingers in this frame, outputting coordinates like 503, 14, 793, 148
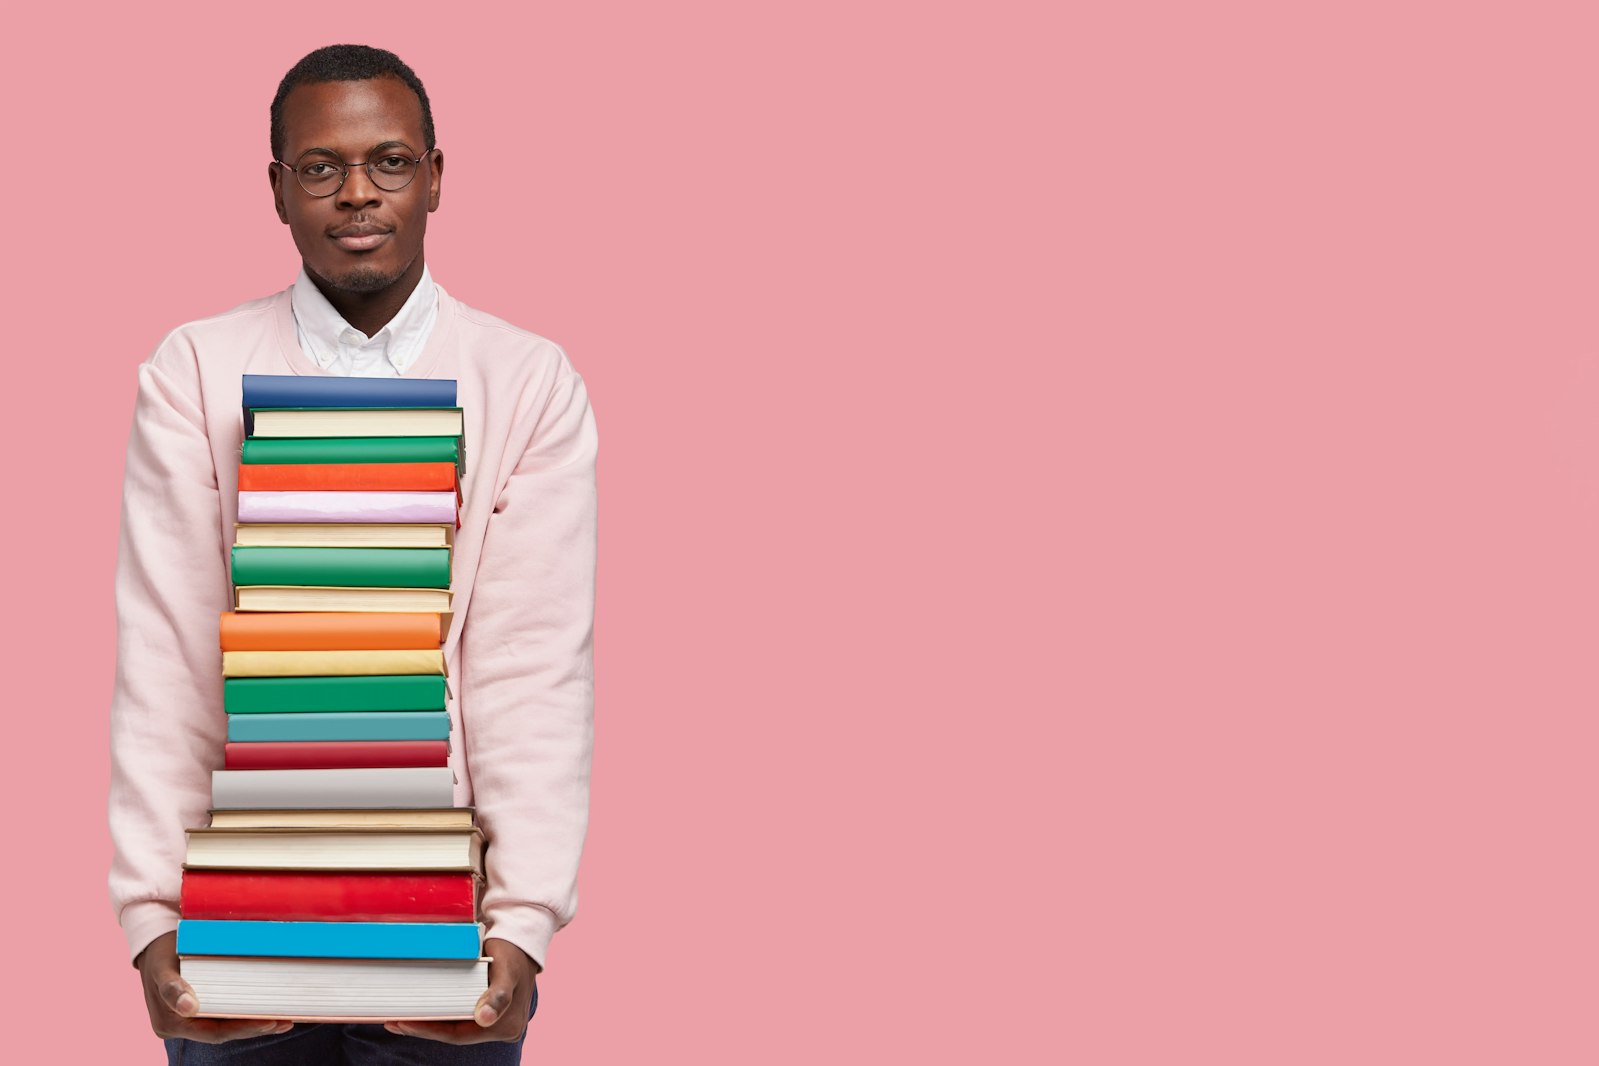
178, 1019, 293, 1044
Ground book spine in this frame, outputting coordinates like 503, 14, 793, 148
219, 611, 446, 651
237, 491, 459, 525
238, 462, 457, 493
211, 767, 455, 809
224, 740, 449, 769
177, 919, 482, 959
241, 436, 462, 467
180, 870, 476, 922
231, 547, 451, 589
222, 649, 445, 678
241, 374, 458, 410
227, 712, 452, 742
224, 675, 448, 714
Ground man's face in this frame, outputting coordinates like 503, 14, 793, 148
269, 77, 442, 294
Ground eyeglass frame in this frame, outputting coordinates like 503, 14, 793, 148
271, 142, 438, 198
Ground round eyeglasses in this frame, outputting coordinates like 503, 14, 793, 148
273, 142, 434, 197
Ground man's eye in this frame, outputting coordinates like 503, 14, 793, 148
376, 156, 409, 170
303, 163, 336, 176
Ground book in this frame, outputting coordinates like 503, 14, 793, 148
224, 741, 450, 770
208, 808, 475, 829
223, 649, 445, 678
242, 373, 457, 414
237, 491, 458, 525
235, 587, 453, 613
180, 955, 487, 1021
235, 524, 454, 549
241, 436, 463, 474
181, 870, 478, 922
227, 711, 451, 743
184, 825, 484, 871
238, 462, 459, 496
225, 675, 447, 714
211, 767, 456, 809
219, 612, 450, 651
177, 920, 483, 960
231, 547, 452, 590
249, 408, 464, 439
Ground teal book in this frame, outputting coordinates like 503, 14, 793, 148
225, 676, 448, 714
241, 436, 464, 475
178, 920, 482, 959
231, 547, 451, 589
227, 711, 451, 742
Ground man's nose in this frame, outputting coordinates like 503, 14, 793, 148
337, 163, 382, 208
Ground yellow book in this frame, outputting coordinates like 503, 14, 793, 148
222, 649, 447, 678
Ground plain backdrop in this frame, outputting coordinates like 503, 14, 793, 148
2, 1, 1597, 1062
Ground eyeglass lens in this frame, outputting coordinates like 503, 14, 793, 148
295, 143, 422, 195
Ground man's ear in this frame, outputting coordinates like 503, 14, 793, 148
268, 161, 289, 224
427, 148, 444, 213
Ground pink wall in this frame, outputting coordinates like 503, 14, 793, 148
3, 1, 1595, 1061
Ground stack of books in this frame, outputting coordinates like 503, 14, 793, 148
176, 374, 488, 1021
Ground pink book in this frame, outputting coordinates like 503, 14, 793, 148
238, 491, 459, 525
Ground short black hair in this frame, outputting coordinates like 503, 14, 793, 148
270, 44, 435, 160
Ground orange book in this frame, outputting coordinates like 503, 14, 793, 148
238, 462, 459, 497
219, 612, 450, 651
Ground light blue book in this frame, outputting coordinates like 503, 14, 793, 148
227, 711, 451, 742
178, 920, 483, 959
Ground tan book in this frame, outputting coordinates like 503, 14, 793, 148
208, 807, 473, 829
251, 408, 464, 439
235, 586, 454, 613
185, 826, 485, 872
235, 523, 454, 548
222, 649, 446, 678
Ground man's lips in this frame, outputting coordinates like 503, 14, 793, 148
329, 223, 393, 251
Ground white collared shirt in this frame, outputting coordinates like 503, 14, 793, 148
290, 264, 439, 376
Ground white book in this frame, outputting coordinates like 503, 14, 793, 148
184, 826, 484, 871
181, 955, 490, 1021
211, 767, 456, 810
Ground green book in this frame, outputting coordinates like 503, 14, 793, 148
225, 676, 449, 714
241, 436, 464, 474
231, 547, 451, 589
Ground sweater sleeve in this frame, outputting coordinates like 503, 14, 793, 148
461, 360, 598, 971
107, 344, 231, 963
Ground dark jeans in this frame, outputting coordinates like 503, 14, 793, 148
163, 985, 537, 1065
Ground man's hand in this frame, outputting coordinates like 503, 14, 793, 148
384, 938, 537, 1044
137, 931, 295, 1043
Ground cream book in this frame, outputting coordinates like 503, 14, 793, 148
250, 408, 464, 438
222, 649, 446, 678
235, 523, 454, 548
184, 826, 485, 872
208, 807, 473, 829
235, 586, 454, 613
183, 956, 489, 1022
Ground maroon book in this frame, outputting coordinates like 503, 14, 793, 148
224, 740, 448, 770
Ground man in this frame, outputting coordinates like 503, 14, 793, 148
107, 45, 597, 1062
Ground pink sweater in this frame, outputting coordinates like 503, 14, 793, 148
107, 283, 597, 969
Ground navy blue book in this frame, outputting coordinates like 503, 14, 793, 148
177, 919, 483, 959
242, 375, 457, 435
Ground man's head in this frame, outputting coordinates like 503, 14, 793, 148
268, 45, 443, 296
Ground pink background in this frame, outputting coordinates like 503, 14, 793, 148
2, 1, 1595, 1062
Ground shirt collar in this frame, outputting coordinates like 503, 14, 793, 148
290, 264, 438, 372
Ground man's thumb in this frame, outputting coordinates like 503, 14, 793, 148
159, 972, 199, 1017
475, 984, 511, 1027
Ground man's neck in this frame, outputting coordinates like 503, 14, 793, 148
304, 256, 426, 337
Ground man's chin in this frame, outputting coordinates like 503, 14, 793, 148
321, 264, 403, 294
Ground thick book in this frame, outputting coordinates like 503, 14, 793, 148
184, 825, 484, 871
208, 808, 474, 830
237, 491, 458, 526
249, 408, 464, 439
241, 435, 464, 473
235, 586, 453, 613
235, 524, 454, 549
225, 675, 447, 714
180, 955, 487, 1022
227, 711, 451, 743
242, 375, 457, 434
238, 462, 459, 496
224, 740, 449, 770
211, 767, 455, 809
177, 919, 483, 960
219, 612, 450, 652
181, 870, 478, 922
223, 649, 445, 678
231, 547, 451, 590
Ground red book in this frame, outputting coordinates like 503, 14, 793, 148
238, 462, 460, 496
224, 740, 449, 770
181, 870, 477, 922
